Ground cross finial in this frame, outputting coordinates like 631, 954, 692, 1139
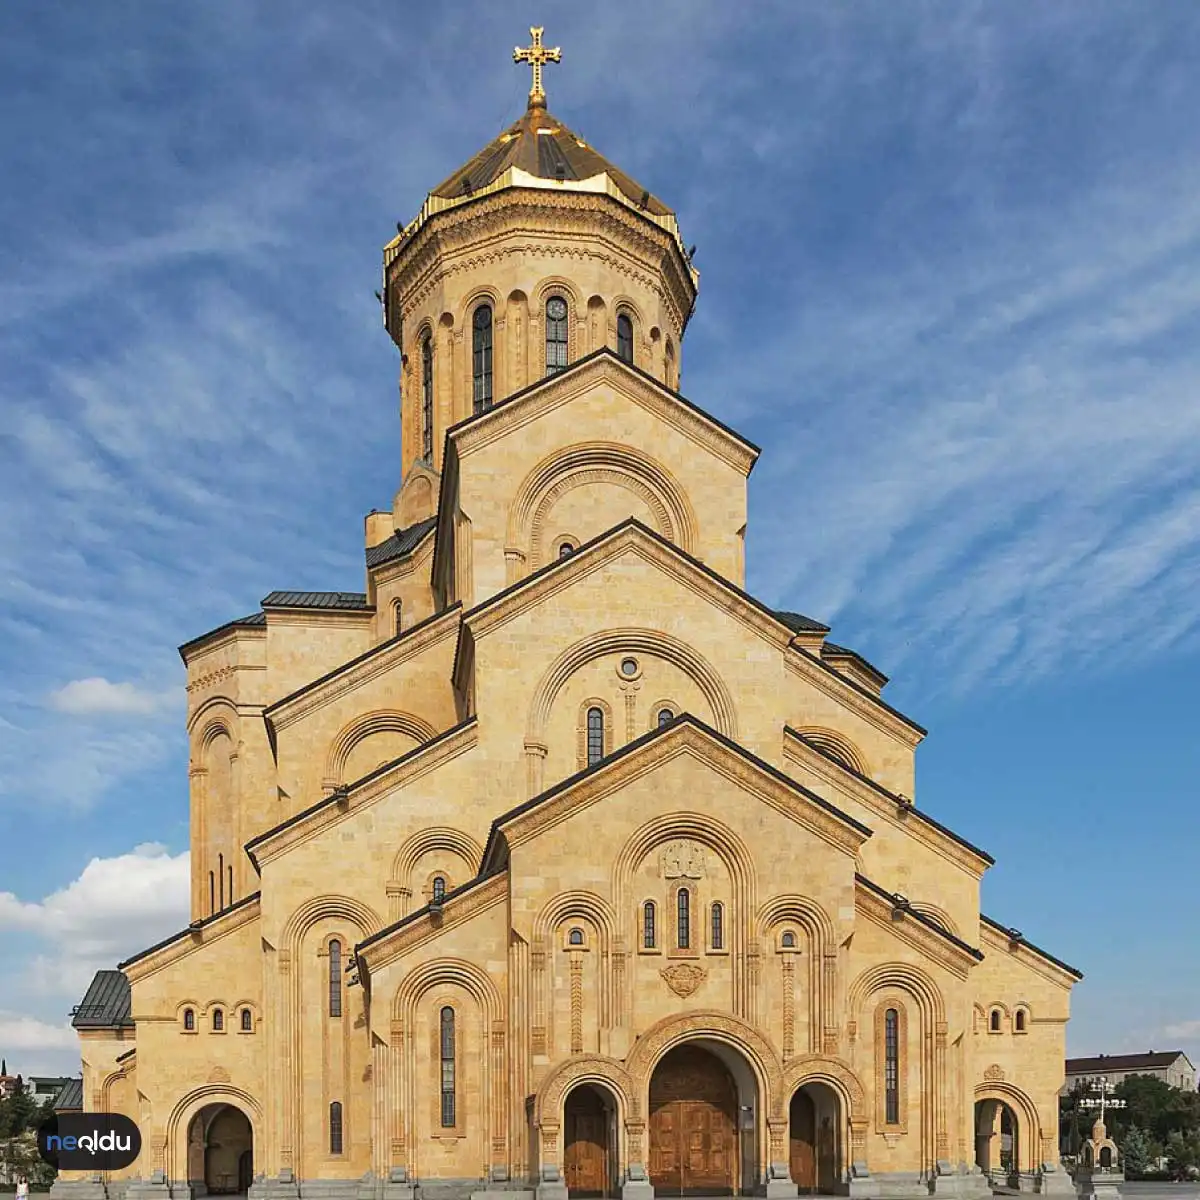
513, 26, 561, 109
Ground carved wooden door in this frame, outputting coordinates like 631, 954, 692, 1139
789, 1089, 816, 1192
565, 1087, 609, 1197
649, 1045, 737, 1195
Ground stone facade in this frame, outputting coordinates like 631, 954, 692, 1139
58, 79, 1080, 1200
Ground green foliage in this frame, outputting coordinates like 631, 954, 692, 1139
1165, 1129, 1200, 1178
1120, 1124, 1154, 1178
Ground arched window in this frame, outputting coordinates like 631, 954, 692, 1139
329, 939, 342, 1018
393, 599, 403, 637
218, 853, 224, 908
472, 304, 493, 413
558, 541, 575, 559
568, 928, 584, 946
439, 1006, 456, 1127
781, 931, 796, 948
643, 901, 656, 949
212, 1008, 224, 1032
711, 902, 724, 950
329, 1101, 343, 1155
421, 332, 434, 460
677, 888, 691, 949
209, 871, 215, 915
545, 296, 569, 375
884, 1008, 900, 1124
183, 1008, 195, 1031
432, 875, 447, 902
1015, 1009, 1026, 1032
586, 707, 604, 766
990, 1009, 1002, 1032
241, 1007, 252, 1032
657, 707, 673, 728
617, 313, 634, 364
228, 864, 233, 907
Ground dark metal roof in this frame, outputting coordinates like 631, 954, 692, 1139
70, 970, 133, 1028
261, 590, 371, 610
53, 1078, 83, 1111
773, 610, 831, 634
178, 611, 266, 659
1066, 1052, 1190, 1074
980, 914, 1083, 980
365, 516, 438, 569
821, 641, 890, 686
431, 105, 673, 216
118, 891, 262, 970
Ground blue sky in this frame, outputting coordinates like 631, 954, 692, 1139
1, 2, 1198, 1076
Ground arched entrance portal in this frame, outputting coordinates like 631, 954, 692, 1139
564, 1084, 618, 1197
187, 1103, 254, 1195
975, 1099, 1018, 1185
788, 1083, 841, 1194
648, 1043, 749, 1196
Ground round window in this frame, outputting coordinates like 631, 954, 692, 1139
620, 657, 638, 677
547, 297, 567, 320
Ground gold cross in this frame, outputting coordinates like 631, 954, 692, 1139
513, 26, 561, 109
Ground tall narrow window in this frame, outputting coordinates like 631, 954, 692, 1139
329, 939, 342, 1018
711, 902, 724, 950
228, 865, 233, 907
677, 888, 691, 949
241, 1007, 252, 1031
329, 1101, 343, 1154
218, 854, 224, 908
643, 901, 656, 949
586, 707, 604, 766
472, 304, 493, 412
617, 313, 634, 363
421, 332, 434, 460
432, 875, 446, 902
1015, 1010, 1026, 1032
212, 1008, 224, 1032
657, 707, 673, 728
884, 1008, 899, 1124
545, 297, 568, 375
990, 1009, 1001, 1032
440, 1006, 456, 1127
183, 1008, 195, 1031
393, 599, 403, 637
209, 871, 215, 915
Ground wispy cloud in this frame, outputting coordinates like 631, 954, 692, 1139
49, 678, 174, 717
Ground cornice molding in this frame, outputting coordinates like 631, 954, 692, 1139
450, 353, 757, 476
785, 647, 925, 749
978, 920, 1081, 989
781, 728, 990, 878
498, 721, 870, 860
854, 882, 976, 980
265, 605, 461, 732
121, 895, 262, 984
247, 720, 479, 871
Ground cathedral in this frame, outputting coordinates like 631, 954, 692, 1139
58, 31, 1081, 1200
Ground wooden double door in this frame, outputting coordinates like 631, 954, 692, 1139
789, 1089, 838, 1194
649, 1045, 739, 1196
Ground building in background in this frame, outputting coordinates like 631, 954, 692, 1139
1063, 1052, 1197, 1094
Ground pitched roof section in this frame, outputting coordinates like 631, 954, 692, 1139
53, 1078, 83, 1111
980, 914, 1083, 981
70, 969, 133, 1028
774, 610, 830, 635
855, 873, 984, 961
261, 590, 371, 610
821, 641, 889, 687
430, 105, 674, 217
1066, 1051, 1191, 1074
365, 516, 438, 569
118, 891, 262, 970
177, 611, 266, 660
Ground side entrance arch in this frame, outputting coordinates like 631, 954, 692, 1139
788, 1083, 841, 1194
187, 1103, 253, 1195
564, 1083, 619, 1197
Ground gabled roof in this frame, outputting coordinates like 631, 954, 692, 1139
855, 873, 984, 961
71, 969, 133, 1028
118, 891, 261, 970
365, 516, 438, 569
979, 914, 1083, 980
1065, 1051, 1192, 1074
261, 590, 371, 610
481, 713, 872, 871
53, 1078, 83, 1111
821, 641, 889, 688
774, 610, 830, 635
178, 611, 265, 660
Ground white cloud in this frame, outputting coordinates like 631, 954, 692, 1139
1161, 1020, 1200, 1042
49, 678, 174, 717
0, 843, 190, 1000
0, 1011, 78, 1052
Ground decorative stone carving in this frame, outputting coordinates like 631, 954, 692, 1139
983, 1063, 1005, 1082
207, 1066, 231, 1084
660, 839, 706, 879
661, 962, 706, 997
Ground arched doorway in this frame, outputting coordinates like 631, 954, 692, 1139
788, 1083, 841, 1194
648, 1044, 741, 1196
975, 1099, 1018, 1185
564, 1084, 618, 1197
187, 1103, 254, 1195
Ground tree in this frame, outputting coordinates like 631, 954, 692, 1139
1121, 1124, 1153, 1178
1165, 1130, 1200, 1180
